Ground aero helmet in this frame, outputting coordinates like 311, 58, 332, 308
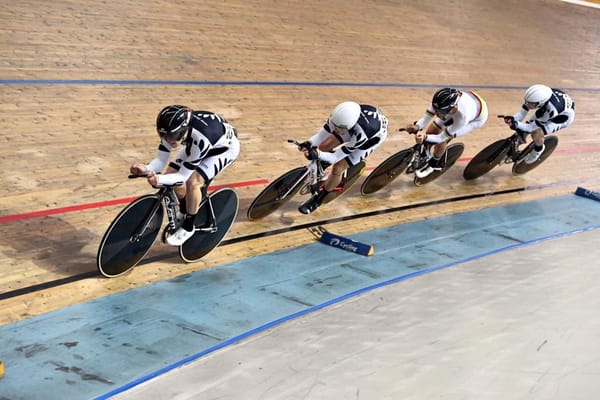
156, 105, 192, 141
432, 88, 459, 114
330, 101, 361, 129
524, 84, 552, 108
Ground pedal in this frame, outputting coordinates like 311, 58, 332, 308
301, 182, 321, 196
514, 154, 526, 165
299, 183, 311, 196
311, 182, 323, 195
195, 225, 218, 233
161, 226, 176, 244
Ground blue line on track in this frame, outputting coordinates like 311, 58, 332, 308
95, 224, 599, 400
1, 79, 599, 92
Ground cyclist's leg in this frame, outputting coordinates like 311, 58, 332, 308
416, 135, 446, 177
431, 142, 448, 163
299, 158, 349, 214
193, 140, 240, 228
531, 128, 545, 146
524, 128, 549, 164
166, 147, 189, 213
168, 139, 240, 244
323, 159, 349, 192
343, 127, 387, 172
433, 111, 487, 169
166, 171, 204, 246
184, 171, 204, 221
326, 133, 386, 191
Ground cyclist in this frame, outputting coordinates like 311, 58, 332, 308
503, 84, 575, 164
130, 105, 240, 246
405, 88, 488, 178
297, 101, 388, 214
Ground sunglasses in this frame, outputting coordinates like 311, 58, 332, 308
435, 107, 453, 116
163, 126, 188, 142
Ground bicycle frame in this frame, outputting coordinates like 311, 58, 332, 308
128, 173, 220, 239
504, 132, 525, 164
275, 168, 310, 201
282, 139, 326, 199
495, 116, 528, 165
409, 142, 431, 172
397, 128, 432, 175
479, 131, 523, 167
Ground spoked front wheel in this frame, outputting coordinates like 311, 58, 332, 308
360, 149, 413, 195
180, 188, 239, 263
97, 194, 164, 278
322, 161, 366, 204
414, 142, 465, 186
246, 167, 308, 220
462, 138, 511, 180
512, 135, 558, 175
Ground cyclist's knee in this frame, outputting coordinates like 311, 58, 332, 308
531, 129, 544, 140
432, 143, 447, 157
331, 160, 349, 175
427, 125, 442, 135
186, 173, 204, 191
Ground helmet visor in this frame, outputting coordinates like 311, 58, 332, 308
330, 120, 349, 131
434, 105, 455, 116
163, 125, 188, 141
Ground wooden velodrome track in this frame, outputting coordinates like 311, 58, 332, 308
1, 0, 599, 326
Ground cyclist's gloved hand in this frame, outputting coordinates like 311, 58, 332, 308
307, 146, 320, 161
298, 141, 312, 151
405, 122, 420, 134
147, 171, 159, 187
130, 162, 147, 176
504, 116, 519, 130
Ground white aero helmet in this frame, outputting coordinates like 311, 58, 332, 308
524, 84, 552, 108
330, 101, 361, 129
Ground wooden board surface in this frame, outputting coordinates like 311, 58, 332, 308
1, 0, 599, 325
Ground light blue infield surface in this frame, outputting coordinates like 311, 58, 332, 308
0, 193, 598, 400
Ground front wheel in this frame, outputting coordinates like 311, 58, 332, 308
246, 167, 308, 220
512, 135, 558, 175
360, 149, 413, 195
97, 194, 163, 278
462, 139, 511, 180
180, 188, 239, 263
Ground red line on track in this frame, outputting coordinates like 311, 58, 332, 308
365, 145, 600, 169
0, 179, 269, 224
2, 145, 599, 224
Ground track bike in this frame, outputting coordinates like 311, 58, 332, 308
462, 115, 559, 180
361, 129, 464, 195
96, 175, 239, 278
246, 139, 366, 220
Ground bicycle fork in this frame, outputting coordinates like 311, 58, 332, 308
130, 193, 165, 243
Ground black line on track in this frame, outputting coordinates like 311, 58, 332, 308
0, 183, 574, 301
